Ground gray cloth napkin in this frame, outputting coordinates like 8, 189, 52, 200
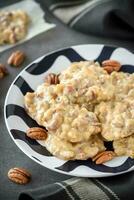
19, 171, 134, 200
44, 0, 134, 40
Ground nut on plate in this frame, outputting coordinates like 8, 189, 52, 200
26, 127, 48, 140
92, 151, 116, 164
8, 167, 31, 184
0, 64, 8, 78
8, 50, 25, 67
45, 73, 60, 85
102, 60, 121, 73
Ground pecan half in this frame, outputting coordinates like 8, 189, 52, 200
8, 167, 31, 184
45, 73, 60, 84
102, 60, 121, 73
8, 50, 25, 67
26, 127, 48, 140
92, 151, 116, 164
0, 64, 8, 78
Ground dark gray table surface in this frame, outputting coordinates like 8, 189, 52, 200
0, 1, 134, 200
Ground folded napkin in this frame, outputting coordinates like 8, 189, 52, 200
44, 0, 134, 40
19, 171, 134, 200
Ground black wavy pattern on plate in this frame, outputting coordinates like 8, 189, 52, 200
6, 104, 39, 127
26, 48, 85, 75
56, 158, 134, 173
11, 129, 52, 157
25, 46, 117, 75
120, 65, 134, 74
14, 76, 34, 95
94, 46, 116, 63
32, 156, 42, 163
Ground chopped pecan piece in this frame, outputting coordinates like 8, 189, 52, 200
102, 60, 121, 73
45, 73, 60, 84
26, 127, 48, 140
92, 151, 116, 164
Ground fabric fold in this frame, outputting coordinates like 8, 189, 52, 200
19, 170, 134, 200
45, 0, 134, 39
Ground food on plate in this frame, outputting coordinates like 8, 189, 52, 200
0, 10, 30, 44
92, 151, 116, 164
59, 61, 115, 104
113, 134, 134, 158
95, 101, 134, 141
45, 73, 60, 85
24, 60, 134, 163
26, 127, 48, 140
25, 92, 101, 143
102, 59, 121, 73
44, 134, 105, 160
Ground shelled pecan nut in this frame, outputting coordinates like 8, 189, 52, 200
92, 151, 116, 164
0, 64, 8, 78
8, 50, 25, 67
102, 60, 121, 73
26, 127, 48, 140
45, 73, 60, 84
8, 167, 31, 184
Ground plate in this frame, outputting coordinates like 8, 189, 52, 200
4, 44, 134, 177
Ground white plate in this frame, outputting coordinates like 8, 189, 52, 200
4, 44, 134, 177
